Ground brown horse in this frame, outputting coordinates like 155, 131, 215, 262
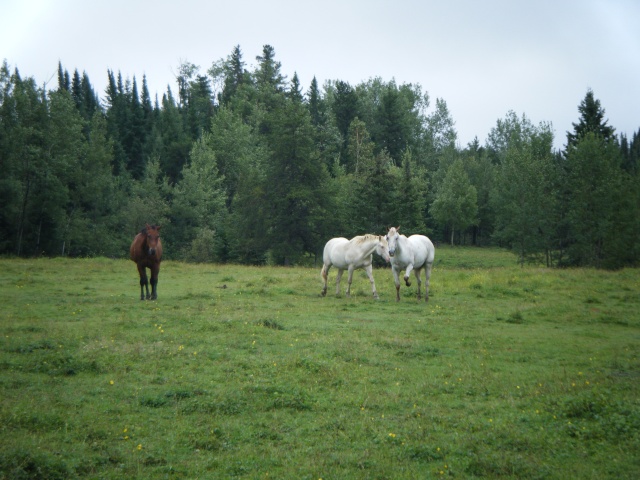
130, 223, 163, 300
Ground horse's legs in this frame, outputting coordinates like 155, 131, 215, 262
321, 264, 330, 297
137, 265, 149, 300
335, 269, 344, 296
345, 266, 355, 297
414, 267, 423, 300
364, 264, 379, 299
404, 263, 415, 287
424, 262, 433, 302
392, 265, 401, 302
150, 264, 160, 300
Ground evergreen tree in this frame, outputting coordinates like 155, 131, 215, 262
287, 72, 303, 102
264, 85, 330, 265
71, 69, 83, 111
218, 45, 247, 105
307, 77, 341, 174
126, 76, 146, 178
307, 76, 323, 126
332, 80, 358, 151
0, 69, 49, 255
80, 71, 100, 120
349, 149, 398, 236
155, 87, 191, 184
562, 132, 631, 267
620, 129, 640, 173
57, 62, 70, 92
47, 88, 88, 255
374, 81, 411, 164
141, 75, 154, 134
186, 74, 214, 139
463, 140, 494, 245
566, 89, 615, 152
104, 70, 128, 175
253, 44, 287, 135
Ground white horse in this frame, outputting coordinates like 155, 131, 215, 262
321, 234, 390, 299
385, 227, 435, 302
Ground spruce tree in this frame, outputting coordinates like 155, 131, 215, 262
566, 89, 615, 152
264, 81, 330, 265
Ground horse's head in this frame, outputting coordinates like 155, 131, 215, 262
377, 235, 391, 263
385, 226, 400, 257
144, 223, 161, 256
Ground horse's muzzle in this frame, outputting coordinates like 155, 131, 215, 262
389, 250, 395, 257
148, 248, 156, 256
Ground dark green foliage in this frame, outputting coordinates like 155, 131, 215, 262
264, 83, 331, 264
489, 112, 557, 263
0, 54, 638, 267
431, 158, 478, 245
560, 133, 636, 268
566, 88, 615, 151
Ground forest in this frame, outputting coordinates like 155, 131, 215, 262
1, 44, 639, 268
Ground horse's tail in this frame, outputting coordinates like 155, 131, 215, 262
321, 263, 327, 280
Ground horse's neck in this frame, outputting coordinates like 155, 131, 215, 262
396, 235, 409, 255
361, 238, 379, 256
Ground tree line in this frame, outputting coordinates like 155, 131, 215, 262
1, 45, 639, 268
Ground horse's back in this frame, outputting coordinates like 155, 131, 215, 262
408, 235, 435, 265
323, 237, 349, 265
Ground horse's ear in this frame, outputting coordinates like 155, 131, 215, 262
145, 223, 151, 230
396, 226, 401, 232
156, 225, 161, 231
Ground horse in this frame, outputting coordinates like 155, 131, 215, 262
130, 223, 163, 300
321, 234, 390, 299
385, 227, 435, 302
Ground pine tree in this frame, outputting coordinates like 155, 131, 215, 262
562, 132, 630, 267
566, 89, 615, 152
220, 45, 247, 105
375, 82, 410, 164
264, 84, 330, 265
307, 76, 323, 126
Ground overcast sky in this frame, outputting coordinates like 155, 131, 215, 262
2, 0, 639, 151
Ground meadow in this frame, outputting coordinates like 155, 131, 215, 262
0, 247, 639, 479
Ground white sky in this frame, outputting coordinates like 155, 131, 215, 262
2, 0, 639, 151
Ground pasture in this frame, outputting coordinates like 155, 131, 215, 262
0, 247, 639, 479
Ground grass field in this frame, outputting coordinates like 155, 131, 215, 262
1, 246, 639, 479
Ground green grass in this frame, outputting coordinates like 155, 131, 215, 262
1, 248, 639, 479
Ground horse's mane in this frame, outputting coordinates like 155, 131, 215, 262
140, 225, 160, 235
353, 234, 380, 244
